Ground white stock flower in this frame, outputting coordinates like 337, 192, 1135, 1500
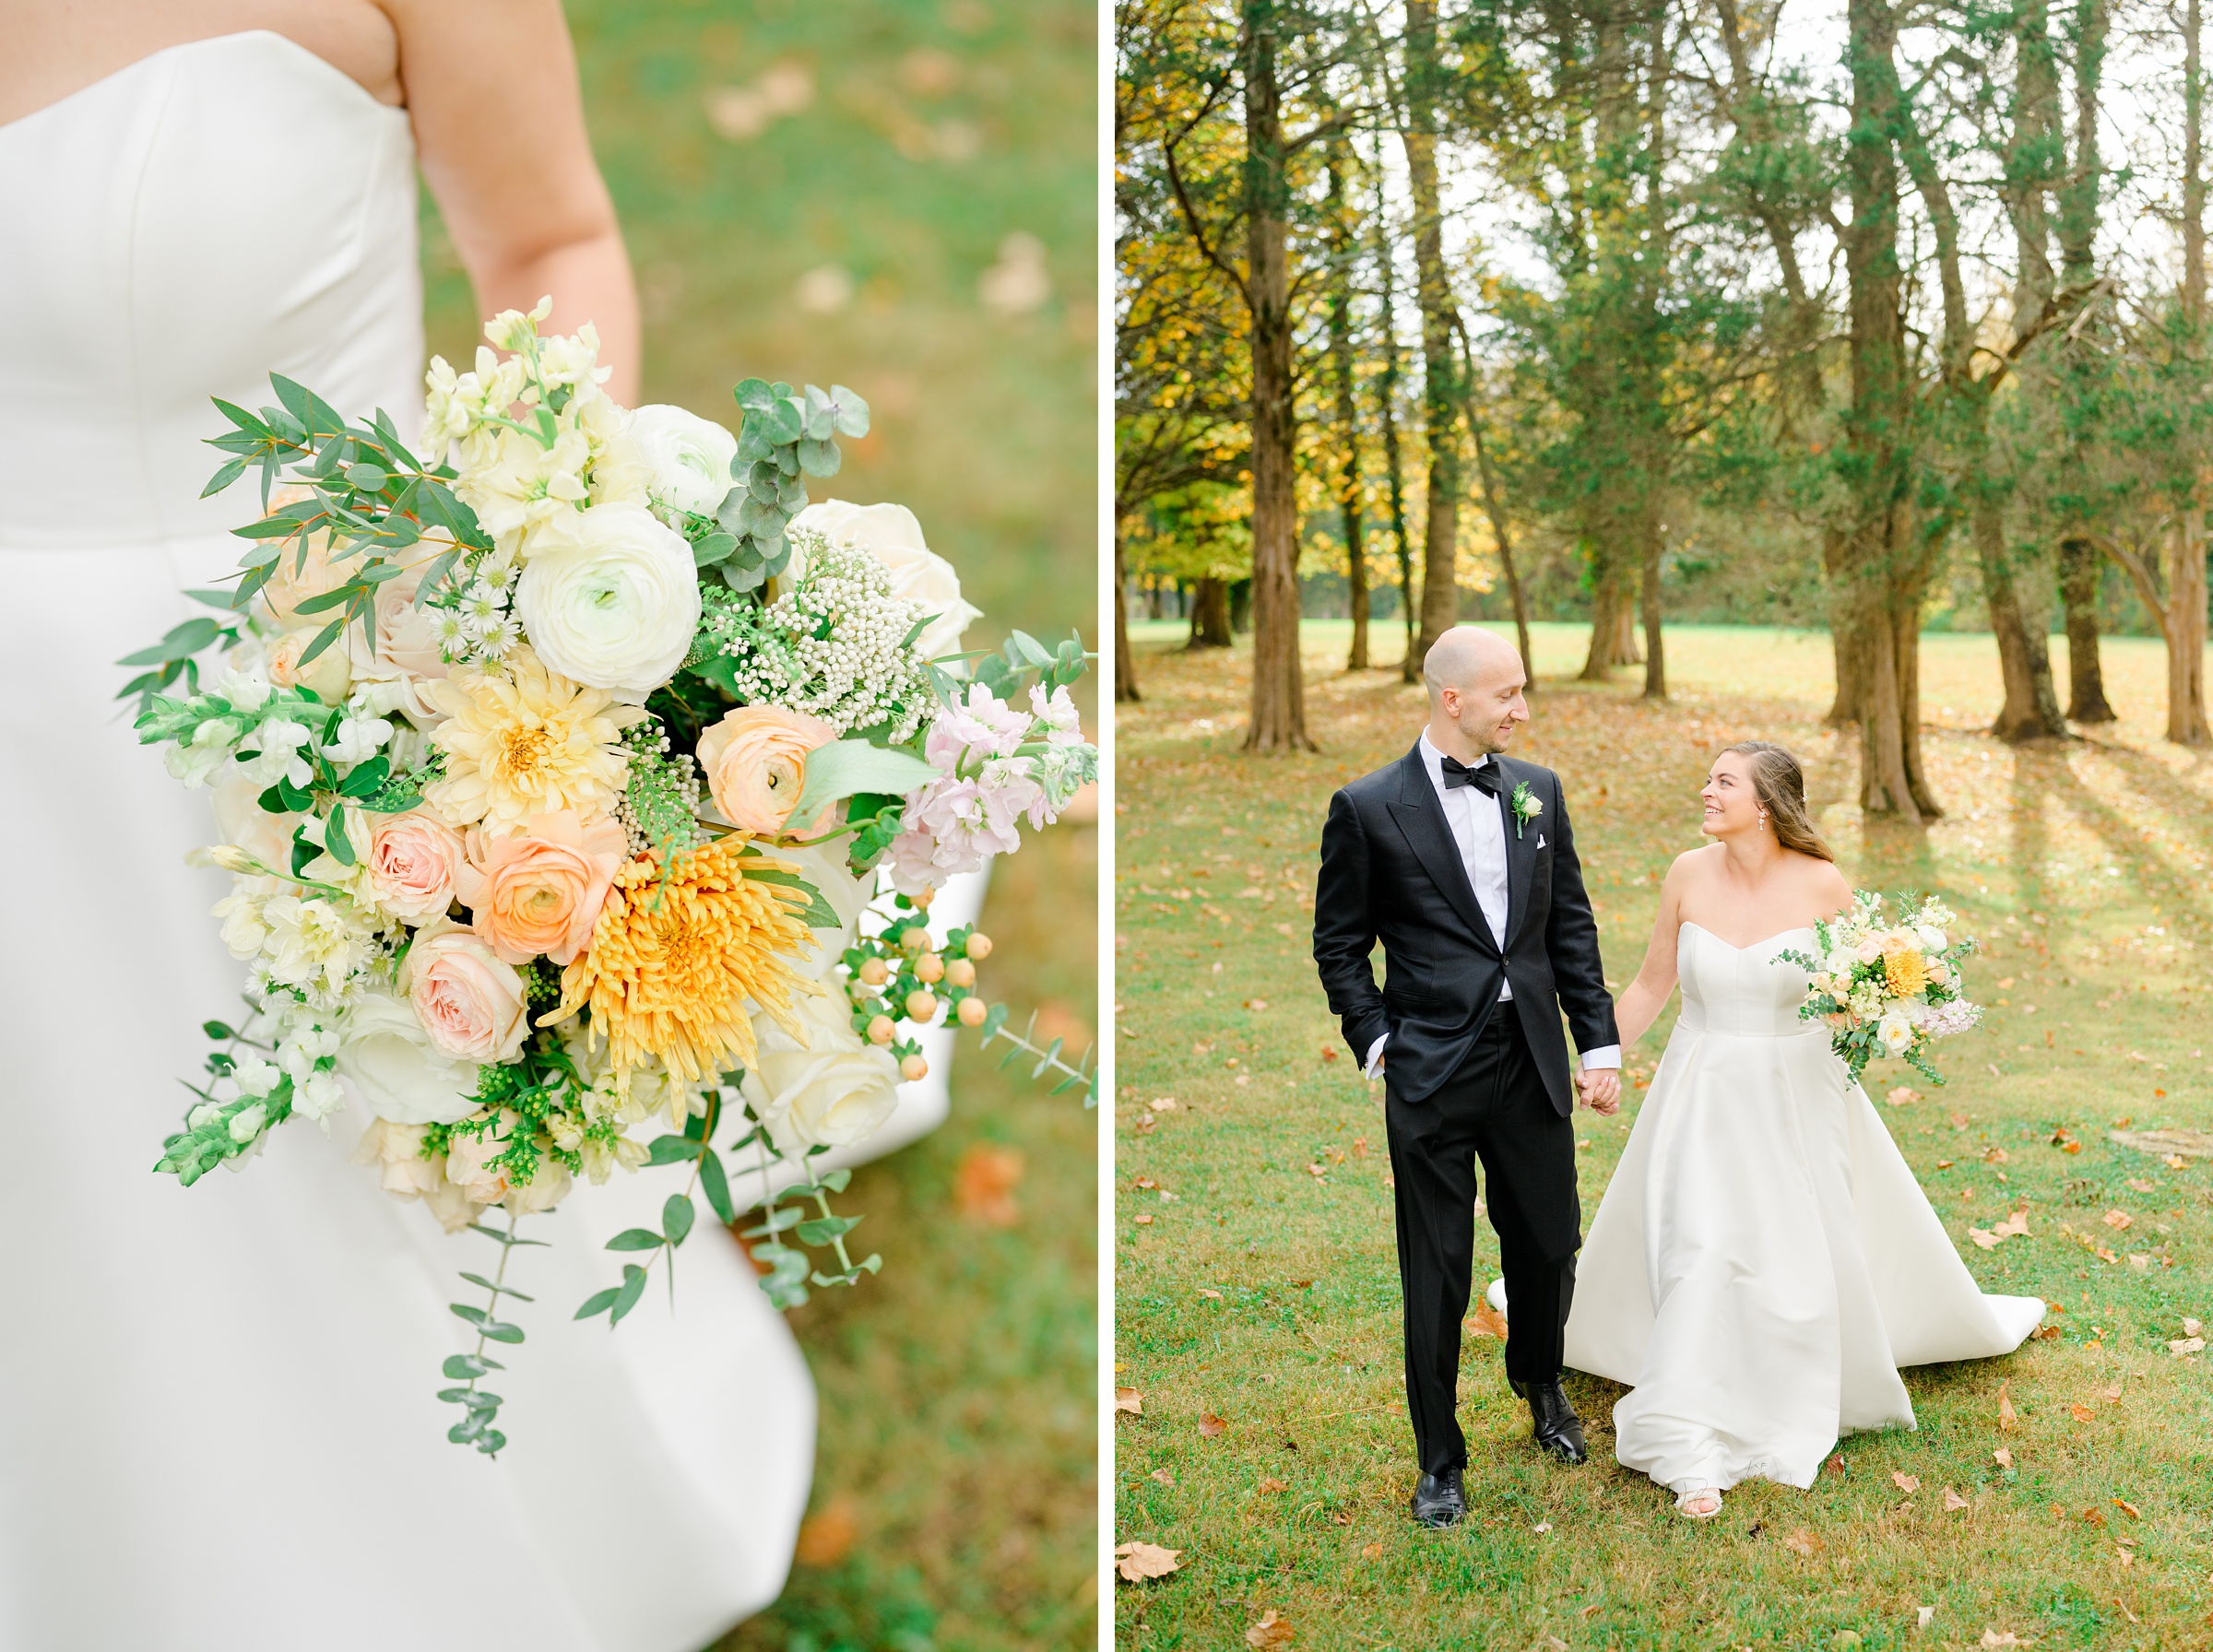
333, 987, 484, 1125
165, 719, 235, 788
233, 718, 314, 790
740, 989, 901, 1151
626, 404, 739, 516
790, 499, 983, 659
511, 502, 702, 696
212, 663, 275, 714
321, 714, 393, 766
256, 894, 375, 1005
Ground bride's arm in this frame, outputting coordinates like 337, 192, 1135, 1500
1613, 856, 1691, 1048
385, 0, 642, 403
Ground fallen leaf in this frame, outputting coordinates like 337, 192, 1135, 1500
1320, 1046, 1340, 1062
1134, 1213, 1154, 1226
1994, 1210, 2031, 1239
1997, 977, 2016, 990
1937, 1161, 1957, 1171
1969, 1227, 2001, 1249
2116, 1546, 2134, 1568
953, 1143, 1024, 1226
2165, 1153, 2188, 1169
2126, 1177, 2157, 1193
1994, 1448, 2014, 1469
2101, 1384, 2123, 1404
1114, 1540, 1180, 1583
2115, 1596, 2140, 1623
2103, 1209, 2134, 1231
795, 1495, 859, 1566
2065, 1140, 2084, 1154
1149, 1469, 1174, 1485
1255, 1474, 1291, 1493
1944, 1486, 1970, 1511
2069, 1402, 2096, 1422
1894, 1471, 1923, 1494
1782, 1528, 1822, 1556
1116, 1388, 1143, 1415
1198, 1412, 1228, 1437
1980, 1634, 2022, 1649
1951, 1112, 1973, 1128
1246, 1609, 1294, 1647
2185, 1316, 2204, 1338
1997, 1384, 2018, 1433
2113, 1497, 2140, 1518
1984, 1146, 2011, 1163
1825, 1453, 1847, 1476
1305, 1163, 1327, 1179
1533, 1520, 1554, 1534
1917, 1605, 1935, 1631
1888, 1086, 1920, 1106
1244, 998, 1269, 1011
1465, 1299, 1509, 1339
1134, 1175, 1158, 1190
2170, 1337, 2206, 1355
1198, 1287, 1223, 1300
2081, 1504, 2107, 1526
1149, 1097, 1178, 1112
1352, 1137, 1368, 1156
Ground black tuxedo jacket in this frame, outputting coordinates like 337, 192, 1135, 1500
1311, 744, 1617, 1114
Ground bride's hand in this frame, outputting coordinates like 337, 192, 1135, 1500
1577, 1069, 1621, 1115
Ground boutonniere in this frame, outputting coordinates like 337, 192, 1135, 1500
1509, 780, 1542, 840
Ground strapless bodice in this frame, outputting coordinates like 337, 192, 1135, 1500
0, 31, 422, 552
1673, 923, 1819, 1039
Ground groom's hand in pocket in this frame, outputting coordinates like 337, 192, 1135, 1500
1577, 1069, 1621, 1115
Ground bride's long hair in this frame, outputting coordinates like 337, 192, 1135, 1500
1720, 740, 1833, 863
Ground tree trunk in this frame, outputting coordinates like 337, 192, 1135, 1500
1145, 578, 1165, 621
1842, 0, 1939, 820
2058, 537, 2116, 720
1114, 526, 1139, 702
1469, 410, 1534, 687
1238, 3, 1312, 750
1822, 527, 1864, 725
1402, 0, 1461, 669
1640, 515, 1666, 700
1580, 566, 1641, 678
1326, 143, 1370, 673
1189, 578, 1232, 647
1978, 502, 2065, 739
1229, 577, 1254, 635
2167, 515, 2211, 743
1376, 227, 1417, 683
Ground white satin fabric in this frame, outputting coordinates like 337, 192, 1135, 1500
1556, 923, 2044, 1497
0, 33, 819, 1651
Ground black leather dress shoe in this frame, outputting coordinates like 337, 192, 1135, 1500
1520, 1377, 1589, 1465
1409, 1465, 1466, 1527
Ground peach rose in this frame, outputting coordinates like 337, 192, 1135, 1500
366, 811, 467, 921
265, 627, 353, 702
401, 918, 529, 1064
696, 705, 835, 833
453, 810, 628, 964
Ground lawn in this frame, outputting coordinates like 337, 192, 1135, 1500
418, 3, 1098, 1646
1114, 620, 2213, 1650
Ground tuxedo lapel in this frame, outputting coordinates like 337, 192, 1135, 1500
1383, 745, 1493, 950
1499, 757, 1538, 950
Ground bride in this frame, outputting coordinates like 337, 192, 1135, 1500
1, 6, 813, 1647
1556, 741, 2044, 1519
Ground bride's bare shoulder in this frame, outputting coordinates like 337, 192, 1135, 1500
1794, 854, 1854, 911
1664, 844, 1725, 888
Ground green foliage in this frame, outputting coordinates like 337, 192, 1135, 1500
714, 380, 870, 592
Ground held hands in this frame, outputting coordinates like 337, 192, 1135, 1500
1576, 1068, 1621, 1115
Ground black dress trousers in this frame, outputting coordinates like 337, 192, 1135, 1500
1384, 1009, 1581, 1478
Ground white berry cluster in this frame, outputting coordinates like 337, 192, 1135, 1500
716, 530, 932, 739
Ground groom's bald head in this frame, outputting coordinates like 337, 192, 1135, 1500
1423, 626, 1529, 758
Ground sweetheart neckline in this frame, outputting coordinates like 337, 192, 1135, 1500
1680, 920, 1816, 953
0, 30, 396, 142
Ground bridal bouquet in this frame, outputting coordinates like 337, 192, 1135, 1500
123, 302, 1096, 1453
1780, 892, 1980, 1084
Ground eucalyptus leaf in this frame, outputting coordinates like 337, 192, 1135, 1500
786, 740, 939, 833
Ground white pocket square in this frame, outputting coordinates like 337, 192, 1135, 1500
1536, 834, 1547, 849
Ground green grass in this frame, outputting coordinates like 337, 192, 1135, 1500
418, 4, 1096, 1646
1115, 621, 2213, 1650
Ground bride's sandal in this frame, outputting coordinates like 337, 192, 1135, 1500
1674, 1488, 1723, 1519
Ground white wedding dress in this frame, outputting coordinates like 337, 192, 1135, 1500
0, 32, 837, 1651
1552, 923, 2044, 1497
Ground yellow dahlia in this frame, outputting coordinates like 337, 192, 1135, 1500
542, 837, 819, 1094
425, 647, 643, 835
1881, 940, 1929, 997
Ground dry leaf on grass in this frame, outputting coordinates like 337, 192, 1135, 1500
1198, 1287, 1223, 1300
794, 1496, 858, 1567
1993, 1210, 2031, 1239
1115, 1387, 1143, 1415
2112, 1497, 2141, 1519
1465, 1299, 1509, 1339
2185, 1316, 2204, 1337
2069, 1402, 2097, 1422
2101, 1384, 2124, 1404
1969, 1228, 2002, 1250
1135, 1213, 1154, 1225
1257, 1476, 1288, 1493
1979, 1633, 2023, 1649
1114, 1540, 1180, 1583
1887, 1086, 1920, 1106
1781, 1528, 1822, 1556
2081, 1505, 2108, 1527
1997, 1384, 2018, 1433
1917, 1605, 1935, 1630
1198, 1412, 1228, 1437
2169, 1336, 2206, 1355
1149, 1469, 1174, 1486
1994, 1448, 2014, 1469
1944, 1486, 1970, 1511
1246, 1609, 1294, 1647
1893, 1472, 1922, 1494
2103, 1209, 2133, 1231
953, 1143, 1024, 1226
1360, 1541, 1382, 1561
1148, 1097, 1178, 1112
2126, 1177, 2157, 1193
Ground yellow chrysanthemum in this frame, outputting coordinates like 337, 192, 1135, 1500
1881, 941, 1929, 997
425, 647, 642, 835
543, 838, 818, 1093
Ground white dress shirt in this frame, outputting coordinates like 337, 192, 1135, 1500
1366, 735, 1620, 1079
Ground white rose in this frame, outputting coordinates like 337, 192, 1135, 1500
790, 499, 983, 660
1876, 1012, 1916, 1055
512, 502, 703, 696
333, 986, 485, 1126
626, 404, 739, 517
740, 989, 900, 1150
769, 842, 874, 981
210, 769, 298, 872
1913, 924, 1947, 953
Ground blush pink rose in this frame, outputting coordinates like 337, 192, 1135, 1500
402, 919, 529, 1064
695, 705, 835, 833
453, 809, 628, 964
366, 810, 467, 921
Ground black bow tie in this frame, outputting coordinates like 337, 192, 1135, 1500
1440, 756, 1504, 796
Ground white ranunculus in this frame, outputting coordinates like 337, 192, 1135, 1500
1913, 924, 1947, 953
1876, 1012, 1916, 1055
740, 989, 900, 1150
789, 499, 983, 660
512, 502, 703, 696
767, 842, 874, 981
626, 404, 740, 517
332, 986, 485, 1126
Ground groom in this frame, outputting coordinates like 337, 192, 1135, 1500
1312, 626, 1621, 1528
